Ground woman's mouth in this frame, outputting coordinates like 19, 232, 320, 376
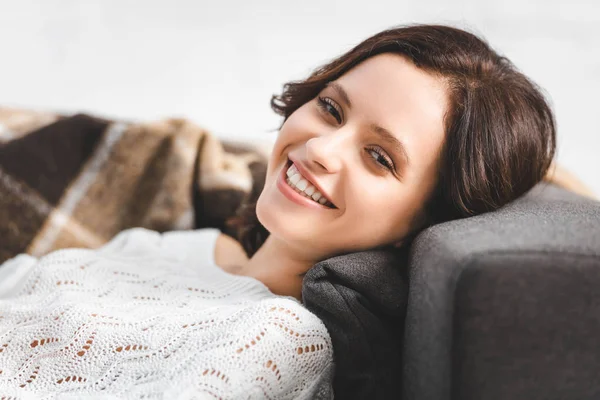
276, 159, 337, 210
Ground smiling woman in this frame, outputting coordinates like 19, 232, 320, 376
225, 23, 558, 301
0, 21, 573, 399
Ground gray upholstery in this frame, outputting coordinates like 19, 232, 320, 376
403, 182, 600, 400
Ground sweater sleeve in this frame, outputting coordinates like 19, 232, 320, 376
222, 298, 335, 400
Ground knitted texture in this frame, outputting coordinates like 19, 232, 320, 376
0, 228, 334, 399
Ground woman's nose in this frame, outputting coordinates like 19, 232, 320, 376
305, 131, 350, 173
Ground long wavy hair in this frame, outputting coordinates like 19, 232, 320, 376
226, 23, 557, 257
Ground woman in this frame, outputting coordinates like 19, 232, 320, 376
0, 23, 590, 398
218, 23, 583, 302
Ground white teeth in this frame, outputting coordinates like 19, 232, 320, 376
285, 178, 333, 207
286, 164, 297, 177
296, 179, 308, 191
285, 162, 334, 207
289, 173, 301, 185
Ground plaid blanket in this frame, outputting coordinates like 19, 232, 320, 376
0, 107, 270, 264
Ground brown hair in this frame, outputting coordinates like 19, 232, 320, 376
226, 23, 557, 257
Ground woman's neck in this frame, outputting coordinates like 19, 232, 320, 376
240, 235, 316, 302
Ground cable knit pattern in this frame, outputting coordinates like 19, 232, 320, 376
0, 228, 334, 399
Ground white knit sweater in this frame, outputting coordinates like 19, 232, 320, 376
0, 228, 334, 399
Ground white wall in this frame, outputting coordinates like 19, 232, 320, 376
1, 0, 598, 194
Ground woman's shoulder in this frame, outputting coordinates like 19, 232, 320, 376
214, 232, 249, 272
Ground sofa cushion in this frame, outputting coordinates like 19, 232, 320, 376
302, 244, 410, 399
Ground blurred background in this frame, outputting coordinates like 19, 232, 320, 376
0, 0, 598, 194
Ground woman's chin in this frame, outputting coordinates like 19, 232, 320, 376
256, 194, 319, 241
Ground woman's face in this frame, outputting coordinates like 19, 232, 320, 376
256, 53, 448, 259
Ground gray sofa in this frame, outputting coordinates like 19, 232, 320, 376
404, 182, 600, 400
303, 181, 600, 399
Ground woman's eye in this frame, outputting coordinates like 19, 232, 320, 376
317, 96, 342, 124
366, 146, 395, 172
315, 96, 395, 174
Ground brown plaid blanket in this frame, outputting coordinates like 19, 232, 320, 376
0, 107, 270, 264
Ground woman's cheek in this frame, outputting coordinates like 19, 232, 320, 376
284, 105, 320, 138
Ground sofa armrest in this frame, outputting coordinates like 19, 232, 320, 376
403, 182, 600, 400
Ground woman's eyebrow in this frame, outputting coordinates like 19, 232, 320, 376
326, 81, 353, 109
370, 124, 411, 168
326, 81, 411, 168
